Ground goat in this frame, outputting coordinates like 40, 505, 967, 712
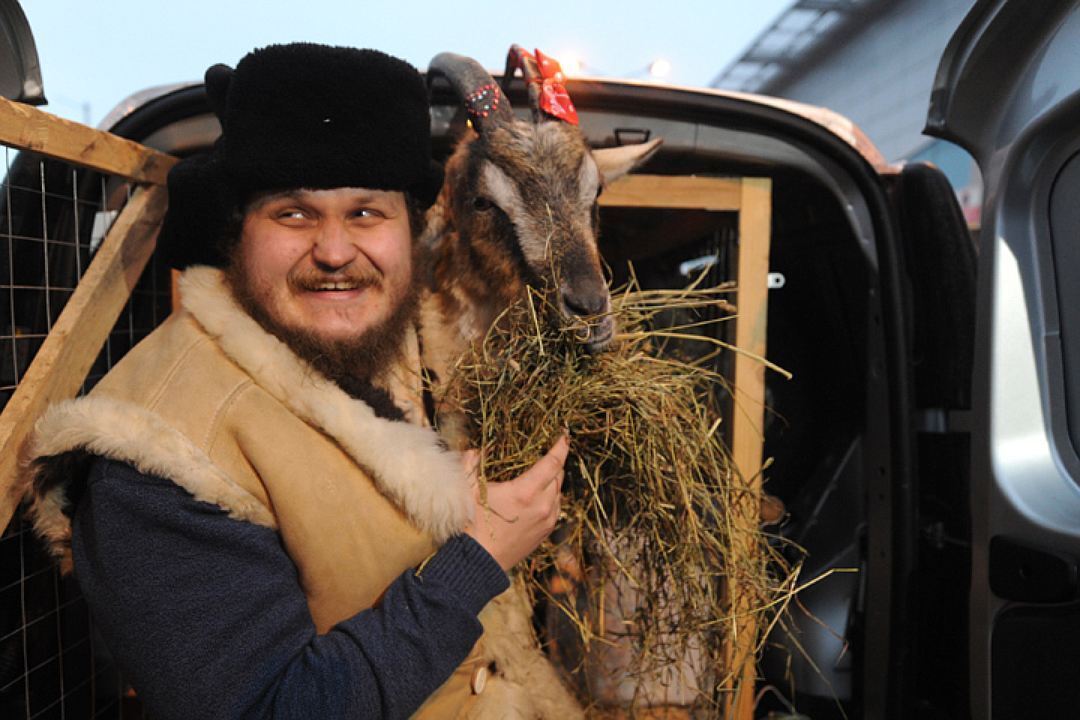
411, 47, 660, 719
419, 46, 661, 407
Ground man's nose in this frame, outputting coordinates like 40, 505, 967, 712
311, 221, 359, 270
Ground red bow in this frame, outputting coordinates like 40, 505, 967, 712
522, 47, 579, 125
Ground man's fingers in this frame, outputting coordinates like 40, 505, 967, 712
551, 472, 564, 515
552, 432, 570, 463
554, 467, 565, 493
527, 434, 570, 487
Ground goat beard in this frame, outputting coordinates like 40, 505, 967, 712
224, 256, 419, 417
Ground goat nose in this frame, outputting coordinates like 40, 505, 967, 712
561, 289, 607, 317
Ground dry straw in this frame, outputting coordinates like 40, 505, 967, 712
437, 274, 803, 713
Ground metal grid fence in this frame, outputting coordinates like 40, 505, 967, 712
0, 146, 168, 719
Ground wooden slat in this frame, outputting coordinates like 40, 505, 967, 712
0, 185, 168, 532
0, 96, 177, 184
599, 174, 742, 211
171, 269, 183, 315
724, 178, 773, 719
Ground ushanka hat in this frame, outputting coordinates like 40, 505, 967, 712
158, 43, 444, 269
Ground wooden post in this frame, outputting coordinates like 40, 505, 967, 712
604, 174, 776, 715
724, 177, 773, 719
0, 185, 168, 533
0, 100, 177, 532
0, 96, 176, 183
171, 269, 183, 313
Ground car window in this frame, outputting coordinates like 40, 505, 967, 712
1048, 149, 1080, 466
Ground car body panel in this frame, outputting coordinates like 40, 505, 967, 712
928, 0, 1080, 716
0, 0, 44, 105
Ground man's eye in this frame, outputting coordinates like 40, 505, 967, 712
276, 209, 307, 221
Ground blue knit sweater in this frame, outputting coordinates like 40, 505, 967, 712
71, 458, 510, 719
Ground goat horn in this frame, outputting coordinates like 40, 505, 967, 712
428, 52, 515, 134
502, 45, 544, 124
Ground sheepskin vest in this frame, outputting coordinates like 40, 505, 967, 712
24, 266, 502, 718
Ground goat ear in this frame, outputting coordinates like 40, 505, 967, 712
592, 137, 662, 182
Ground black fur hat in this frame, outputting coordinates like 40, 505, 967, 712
158, 43, 443, 269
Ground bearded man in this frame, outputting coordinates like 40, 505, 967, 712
25, 43, 567, 719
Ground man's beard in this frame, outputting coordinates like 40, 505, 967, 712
224, 256, 419, 419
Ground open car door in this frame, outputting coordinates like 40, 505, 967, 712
927, 1, 1080, 717
0, 0, 45, 105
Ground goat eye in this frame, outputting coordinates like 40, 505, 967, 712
473, 196, 494, 211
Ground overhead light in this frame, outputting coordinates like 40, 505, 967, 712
649, 58, 672, 79
559, 52, 584, 76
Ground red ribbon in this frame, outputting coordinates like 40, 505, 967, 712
530, 48, 579, 125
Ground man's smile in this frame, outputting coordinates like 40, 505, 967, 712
290, 269, 384, 306
310, 281, 364, 291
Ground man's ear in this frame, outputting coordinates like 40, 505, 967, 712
591, 137, 663, 183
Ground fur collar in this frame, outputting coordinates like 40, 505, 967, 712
177, 267, 473, 541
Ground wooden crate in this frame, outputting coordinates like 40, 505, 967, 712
0, 99, 773, 719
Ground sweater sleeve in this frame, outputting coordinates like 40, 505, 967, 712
70, 457, 508, 720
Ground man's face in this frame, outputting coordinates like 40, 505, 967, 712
233, 187, 414, 347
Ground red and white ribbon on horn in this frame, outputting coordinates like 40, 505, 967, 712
533, 49, 579, 125
507, 45, 580, 126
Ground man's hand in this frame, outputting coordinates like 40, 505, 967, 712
463, 435, 569, 572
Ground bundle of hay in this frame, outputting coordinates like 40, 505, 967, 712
437, 277, 800, 711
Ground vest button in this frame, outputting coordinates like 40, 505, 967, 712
470, 665, 488, 695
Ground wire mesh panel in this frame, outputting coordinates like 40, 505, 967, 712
0, 146, 169, 719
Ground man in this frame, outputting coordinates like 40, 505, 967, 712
26, 43, 567, 719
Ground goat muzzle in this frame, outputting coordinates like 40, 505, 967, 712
560, 286, 614, 353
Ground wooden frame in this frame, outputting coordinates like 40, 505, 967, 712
0, 96, 176, 184
0, 97, 176, 532
727, 178, 772, 719
603, 174, 774, 720
598, 174, 745, 211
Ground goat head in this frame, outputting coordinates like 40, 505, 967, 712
427, 48, 661, 353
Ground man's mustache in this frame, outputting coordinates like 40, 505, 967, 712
289, 269, 382, 292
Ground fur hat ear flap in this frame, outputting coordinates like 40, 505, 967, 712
413, 159, 445, 208
157, 148, 238, 270
204, 64, 233, 124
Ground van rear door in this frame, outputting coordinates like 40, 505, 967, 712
927, 1, 1080, 717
